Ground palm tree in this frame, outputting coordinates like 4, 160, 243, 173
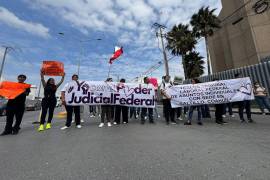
184, 51, 205, 79
166, 24, 197, 79
190, 6, 221, 75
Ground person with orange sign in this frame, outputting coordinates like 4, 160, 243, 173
1, 75, 31, 135
38, 70, 65, 132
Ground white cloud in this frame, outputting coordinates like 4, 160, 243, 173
23, 0, 221, 79
0, 6, 50, 38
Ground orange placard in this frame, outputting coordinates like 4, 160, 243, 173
41, 61, 64, 76
0, 81, 31, 99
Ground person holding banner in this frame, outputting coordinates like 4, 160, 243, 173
222, 103, 235, 118
114, 78, 129, 124
235, 73, 254, 123
253, 82, 270, 115
38, 71, 65, 131
184, 79, 203, 126
1, 75, 30, 135
99, 78, 113, 128
213, 78, 227, 125
141, 77, 154, 124
160, 75, 176, 125
173, 80, 183, 121
60, 74, 82, 130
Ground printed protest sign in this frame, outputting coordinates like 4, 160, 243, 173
167, 78, 254, 108
63, 81, 155, 108
0, 81, 31, 99
42, 61, 64, 76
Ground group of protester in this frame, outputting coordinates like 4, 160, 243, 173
1, 71, 270, 135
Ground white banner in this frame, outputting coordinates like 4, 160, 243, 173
167, 78, 254, 108
64, 81, 156, 108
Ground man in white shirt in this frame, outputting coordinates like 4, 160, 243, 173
60, 74, 82, 130
160, 75, 176, 125
141, 77, 154, 124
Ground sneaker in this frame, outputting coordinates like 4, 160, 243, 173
222, 121, 228, 124
123, 122, 127, 124
72, 120, 75, 123
99, 123, 104, 128
231, 115, 235, 118
38, 124, 45, 132
262, 112, 266, 115
144, 117, 147, 120
197, 122, 203, 126
222, 115, 226, 118
240, 119, 246, 123
113, 122, 118, 125
107, 122, 112, 127
216, 120, 223, 125
90, 115, 94, 118
171, 121, 177, 125
45, 123, 51, 130
12, 129, 19, 135
248, 119, 254, 123
98, 114, 101, 117
157, 115, 161, 118
184, 122, 192, 125
1, 131, 12, 136
76, 125, 82, 129
81, 119, 84, 123
61, 126, 69, 130
177, 117, 183, 121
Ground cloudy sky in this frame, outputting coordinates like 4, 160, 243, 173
0, 0, 221, 88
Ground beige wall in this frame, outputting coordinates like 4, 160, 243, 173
209, 0, 270, 73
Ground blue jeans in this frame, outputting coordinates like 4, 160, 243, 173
188, 106, 202, 122
255, 96, 270, 113
201, 105, 211, 118
223, 103, 233, 115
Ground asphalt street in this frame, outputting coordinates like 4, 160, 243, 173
0, 107, 270, 180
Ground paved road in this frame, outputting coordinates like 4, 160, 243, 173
0, 107, 270, 180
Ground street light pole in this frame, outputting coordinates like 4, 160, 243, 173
0, 46, 13, 81
58, 33, 102, 76
78, 41, 83, 76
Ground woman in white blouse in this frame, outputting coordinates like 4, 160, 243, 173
253, 82, 270, 115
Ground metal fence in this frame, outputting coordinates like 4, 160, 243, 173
184, 61, 270, 93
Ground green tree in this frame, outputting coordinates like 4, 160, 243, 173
166, 24, 197, 79
190, 6, 221, 75
184, 51, 205, 79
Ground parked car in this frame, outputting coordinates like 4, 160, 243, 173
0, 97, 8, 116
25, 99, 42, 111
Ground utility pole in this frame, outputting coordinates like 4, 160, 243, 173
0, 46, 13, 81
153, 23, 169, 77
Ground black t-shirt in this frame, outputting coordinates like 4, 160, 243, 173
7, 88, 31, 106
44, 84, 57, 99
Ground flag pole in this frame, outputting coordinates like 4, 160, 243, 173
107, 63, 112, 78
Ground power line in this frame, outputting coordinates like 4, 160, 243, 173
132, 55, 177, 81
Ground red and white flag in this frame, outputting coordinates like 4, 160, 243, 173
109, 46, 123, 64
